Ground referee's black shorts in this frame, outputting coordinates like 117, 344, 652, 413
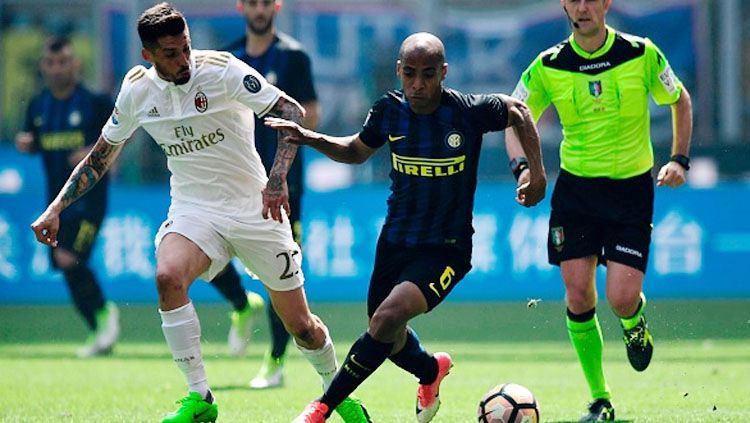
367, 237, 472, 316
547, 169, 654, 273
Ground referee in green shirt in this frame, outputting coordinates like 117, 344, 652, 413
505, 1, 693, 421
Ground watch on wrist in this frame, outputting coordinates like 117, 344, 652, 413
509, 157, 529, 180
670, 154, 690, 171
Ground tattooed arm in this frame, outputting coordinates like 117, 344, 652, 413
31, 135, 124, 246
261, 94, 305, 223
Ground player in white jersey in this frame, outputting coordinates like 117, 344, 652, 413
30, 3, 372, 423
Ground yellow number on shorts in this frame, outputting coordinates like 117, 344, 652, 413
428, 266, 455, 298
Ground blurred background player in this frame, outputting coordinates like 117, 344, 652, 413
209, 0, 321, 389
267, 32, 546, 423
15, 36, 119, 358
507, 0, 693, 420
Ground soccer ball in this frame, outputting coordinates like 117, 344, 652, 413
477, 383, 540, 423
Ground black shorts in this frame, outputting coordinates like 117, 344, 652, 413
51, 213, 104, 269
547, 169, 654, 272
288, 184, 302, 243
367, 238, 472, 316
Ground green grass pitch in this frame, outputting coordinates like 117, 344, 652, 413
1, 300, 749, 422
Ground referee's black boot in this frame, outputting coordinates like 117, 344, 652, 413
622, 315, 654, 371
580, 398, 615, 422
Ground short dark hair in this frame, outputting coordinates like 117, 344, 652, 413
137, 2, 186, 50
44, 36, 72, 54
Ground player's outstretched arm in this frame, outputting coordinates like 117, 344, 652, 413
501, 94, 546, 207
657, 88, 693, 188
262, 95, 305, 223
264, 117, 376, 165
31, 135, 124, 246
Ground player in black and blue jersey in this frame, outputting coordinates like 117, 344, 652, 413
209, 0, 329, 395
267, 32, 547, 423
16, 36, 119, 358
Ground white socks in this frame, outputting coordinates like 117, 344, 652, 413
295, 331, 338, 390
159, 302, 209, 397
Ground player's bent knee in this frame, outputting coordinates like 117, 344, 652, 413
369, 307, 408, 339
53, 248, 80, 270
155, 269, 187, 296
285, 317, 317, 344
608, 294, 640, 317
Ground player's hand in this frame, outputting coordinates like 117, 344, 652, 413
262, 174, 290, 223
657, 161, 687, 188
515, 169, 546, 207
15, 132, 35, 153
31, 208, 61, 247
264, 117, 314, 145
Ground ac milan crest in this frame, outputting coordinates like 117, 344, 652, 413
194, 91, 208, 113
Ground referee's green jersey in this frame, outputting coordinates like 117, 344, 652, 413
512, 26, 683, 179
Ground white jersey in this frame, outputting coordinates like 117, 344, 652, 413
102, 49, 281, 214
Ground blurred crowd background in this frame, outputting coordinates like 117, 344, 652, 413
2, 0, 749, 188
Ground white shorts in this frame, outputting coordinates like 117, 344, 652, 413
154, 205, 304, 292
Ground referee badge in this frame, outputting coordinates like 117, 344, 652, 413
588, 80, 602, 98
551, 226, 565, 252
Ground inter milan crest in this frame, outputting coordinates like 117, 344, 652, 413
69, 110, 82, 126
445, 131, 464, 149
243, 74, 261, 93
588, 80, 603, 98
194, 91, 208, 113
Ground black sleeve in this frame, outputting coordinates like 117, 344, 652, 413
285, 51, 317, 104
91, 93, 114, 145
21, 96, 40, 150
470, 94, 508, 133
22, 97, 36, 133
358, 97, 388, 149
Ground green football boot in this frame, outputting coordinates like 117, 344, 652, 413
622, 315, 654, 371
162, 391, 218, 423
249, 350, 285, 389
335, 395, 373, 423
228, 291, 265, 356
77, 302, 120, 358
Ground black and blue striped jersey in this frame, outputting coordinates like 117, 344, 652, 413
225, 32, 317, 192
359, 88, 508, 252
23, 84, 112, 217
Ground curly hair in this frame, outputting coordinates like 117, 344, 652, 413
137, 2, 186, 51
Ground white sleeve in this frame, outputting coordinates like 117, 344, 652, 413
224, 55, 282, 117
101, 69, 141, 144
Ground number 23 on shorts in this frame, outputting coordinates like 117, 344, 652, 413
276, 250, 300, 280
